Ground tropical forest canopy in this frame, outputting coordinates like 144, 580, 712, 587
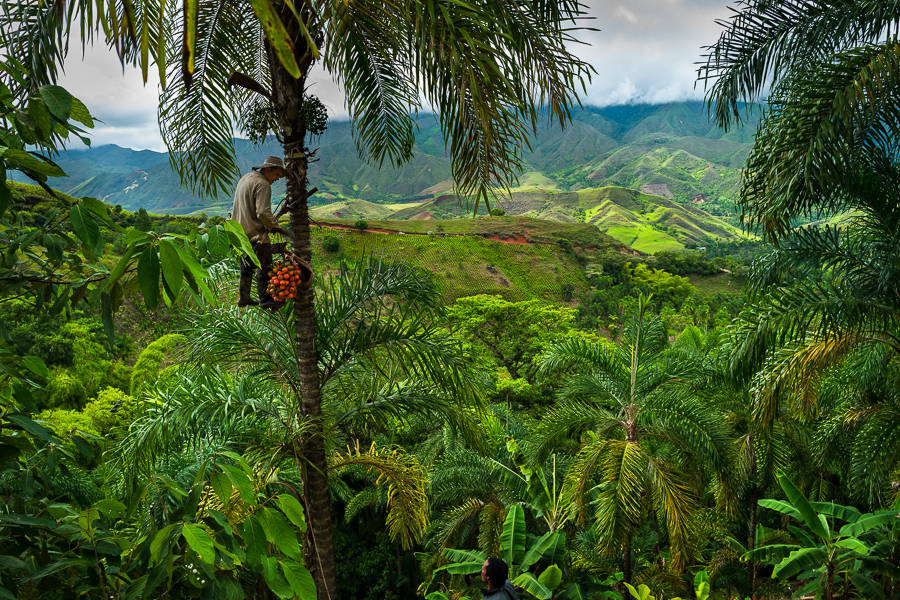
2, 1, 900, 600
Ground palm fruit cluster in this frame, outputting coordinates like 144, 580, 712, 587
267, 258, 306, 302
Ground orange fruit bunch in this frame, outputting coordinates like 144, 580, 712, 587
267, 259, 305, 302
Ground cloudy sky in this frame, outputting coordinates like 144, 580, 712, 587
57, 0, 733, 152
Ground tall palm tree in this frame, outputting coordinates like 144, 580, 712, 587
532, 297, 730, 595
0, 3, 593, 597
700, 3, 900, 478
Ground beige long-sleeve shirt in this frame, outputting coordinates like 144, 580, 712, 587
230, 171, 279, 243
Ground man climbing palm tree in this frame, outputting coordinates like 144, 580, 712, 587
231, 155, 292, 309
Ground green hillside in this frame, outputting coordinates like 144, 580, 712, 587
310, 227, 590, 304
15, 101, 758, 223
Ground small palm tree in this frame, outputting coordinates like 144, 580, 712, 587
115, 259, 480, 558
534, 297, 730, 592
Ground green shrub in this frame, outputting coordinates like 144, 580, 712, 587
323, 234, 341, 252
490, 208, 506, 216
84, 387, 139, 436
131, 334, 187, 394
37, 408, 100, 438
353, 219, 368, 231
45, 369, 89, 410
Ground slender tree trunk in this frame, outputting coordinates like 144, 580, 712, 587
267, 4, 338, 598
622, 529, 633, 600
747, 437, 758, 594
747, 486, 758, 592
825, 564, 834, 600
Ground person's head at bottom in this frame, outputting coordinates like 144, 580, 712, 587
481, 557, 509, 590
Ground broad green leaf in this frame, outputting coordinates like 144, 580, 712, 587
223, 220, 258, 266
741, 544, 800, 563
840, 512, 899, 537
158, 239, 183, 300
441, 548, 487, 563
241, 514, 268, 567
72, 435, 95, 458
282, 559, 316, 600
207, 225, 230, 256
500, 504, 526, 567
0, 556, 27, 569
21, 356, 49, 378
137, 246, 160, 309
849, 572, 884, 600
69, 204, 100, 247
758, 499, 804, 523
512, 572, 553, 600
724, 535, 747, 555
276, 494, 307, 532
833, 538, 870, 553
262, 557, 293, 599
809, 502, 863, 523
81, 196, 119, 228
93, 499, 126, 518
124, 227, 151, 245
210, 472, 233, 505
69, 97, 94, 128
857, 556, 900, 579
775, 472, 830, 541
28, 98, 52, 139
182, 523, 215, 564
434, 561, 483, 575
150, 523, 181, 564
221, 464, 254, 503
173, 242, 208, 281
521, 531, 564, 569
104, 244, 138, 292
40, 85, 73, 121
259, 508, 302, 560
771, 547, 828, 579
6, 415, 53, 440
1, 149, 65, 178
538, 564, 563, 591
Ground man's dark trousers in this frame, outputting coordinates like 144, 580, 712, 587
239, 242, 274, 303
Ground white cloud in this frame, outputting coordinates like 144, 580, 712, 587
614, 6, 638, 23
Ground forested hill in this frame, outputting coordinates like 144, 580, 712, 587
26, 101, 757, 219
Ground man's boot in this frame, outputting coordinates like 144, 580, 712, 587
237, 275, 258, 307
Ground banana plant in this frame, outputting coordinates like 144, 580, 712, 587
437, 505, 565, 599
740, 471, 900, 600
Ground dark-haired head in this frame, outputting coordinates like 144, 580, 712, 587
482, 557, 509, 588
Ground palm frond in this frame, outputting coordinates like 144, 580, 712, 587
591, 439, 649, 554
646, 453, 699, 572
158, 0, 261, 198
698, 0, 900, 129
323, 1, 416, 167
331, 441, 430, 549
739, 41, 900, 237
112, 366, 288, 492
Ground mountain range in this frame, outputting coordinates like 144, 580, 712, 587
15, 101, 759, 251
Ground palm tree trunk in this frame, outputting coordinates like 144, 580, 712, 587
622, 529, 633, 600
747, 485, 759, 593
286, 157, 339, 600
825, 564, 834, 600
266, 7, 339, 598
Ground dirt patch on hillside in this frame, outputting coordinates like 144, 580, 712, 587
483, 233, 530, 245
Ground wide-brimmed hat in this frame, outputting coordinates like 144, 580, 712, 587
252, 156, 285, 172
